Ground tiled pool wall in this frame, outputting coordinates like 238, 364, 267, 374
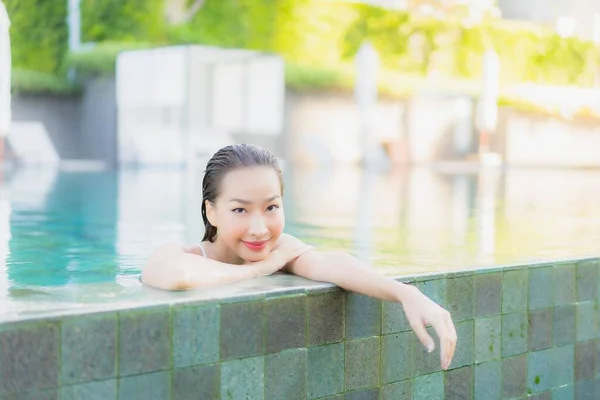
1, 258, 599, 400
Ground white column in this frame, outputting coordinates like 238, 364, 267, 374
0, 1, 11, 136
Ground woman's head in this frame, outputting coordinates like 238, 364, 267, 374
202, 143, 285, 262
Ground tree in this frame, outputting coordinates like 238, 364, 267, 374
164, 0, 206, 25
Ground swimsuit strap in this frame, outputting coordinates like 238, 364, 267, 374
197, 243, 207, 258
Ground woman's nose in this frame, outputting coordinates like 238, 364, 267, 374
248, 214, 268, 237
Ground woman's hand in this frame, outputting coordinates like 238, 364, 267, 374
400, 285, 457, 370
253, 241, 313, 276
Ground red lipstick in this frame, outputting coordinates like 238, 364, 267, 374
242, 240, 268, 251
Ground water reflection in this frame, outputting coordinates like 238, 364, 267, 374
0, 165, 599, 290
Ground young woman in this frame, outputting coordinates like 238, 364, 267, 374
142, 143, 457, 370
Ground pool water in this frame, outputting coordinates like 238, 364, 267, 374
1, 165, 600, 292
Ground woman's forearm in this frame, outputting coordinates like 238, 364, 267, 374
285, 251, 417, 303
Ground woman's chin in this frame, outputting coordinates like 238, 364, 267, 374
239, 249, 270, 264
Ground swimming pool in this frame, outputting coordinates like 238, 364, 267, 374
2, 165, 600, 292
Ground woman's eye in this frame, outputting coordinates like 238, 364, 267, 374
232, 208, 246, 214
266, 205, 279, 212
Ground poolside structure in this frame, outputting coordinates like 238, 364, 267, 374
0, 0, 10, 157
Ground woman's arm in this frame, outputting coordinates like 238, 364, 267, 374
280, 234, 457, 370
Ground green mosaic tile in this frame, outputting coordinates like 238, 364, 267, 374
575, 340, 595, 382
220, 301, 265, 360
221, 356, 264, 400
574, 379, 596, 400
382, 301, 410, 334
380, 379, 412, 400
345, 293, 381, 340
413, 372, 443, 400
577, 260, 598, 302
172, 364, 219, 400
451, 320, 474, 369
551, 385, 574, 400
553, 345, 574, 388
475, 272, 502, 317
345, 337, 380, 391
265, 349, 306, 400
344, 388, 379, 400
553, 264, 576, 306
502, 312, 528, 357
503, 269, 529, 314
444, 366, 473, 400
118, 371, 170, 400
118, 309, 171, 376
502, 354, 527, 399
474, 360, 501, 400
172, 304, 219, 368
266, 295, 307, 353
529, 267, 554, 310
527, 348, 553, 393
61, 314, 117, 385
529, 308, 553, 351
0, 322, 59, 394
314, 396, 343, 400
576, 302, 598, 342
382, 332, 414, 384
445, 275, 474, 322
475, 316, 501, 363
61, 380, 117, 400
414, 326, 442, 375
307, 343, 344, 399
595, 338, 600, 377
554, 305, 576, 346
307, 292, 344, 346
416, 279, 446, 307
1, 389, 58, 400
529, 392, 551, 400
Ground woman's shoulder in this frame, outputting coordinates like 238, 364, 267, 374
184, 242, 208, 257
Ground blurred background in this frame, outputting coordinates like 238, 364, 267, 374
1, 0, 600, 290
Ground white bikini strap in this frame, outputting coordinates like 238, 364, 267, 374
197, 243, 207, 258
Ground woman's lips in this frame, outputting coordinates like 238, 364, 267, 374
242, 240, 268, 251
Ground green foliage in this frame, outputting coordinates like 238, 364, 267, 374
64, 41, 155, 75
11, 69, 80, 95
3, 0, 68, 73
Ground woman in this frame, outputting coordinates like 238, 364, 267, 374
142, 143, 457, 370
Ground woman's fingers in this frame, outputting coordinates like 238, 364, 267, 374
431, 310, 457, 370
409, 316, 435, 353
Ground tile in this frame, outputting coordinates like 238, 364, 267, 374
552, 385, 574, 400
445, 275, 474, 322
266, 295, 307, 353
451, 320, 474, 369
172, 364, 219, 400
444, 366, 473, 400
529, 308, 553, 351
416, 279, 446, 307
503, 269, 529, 314
502, 354, 527, 399
576, 302, 598, 342
527, 348, 554, 393
61, 314, 117, 385
307, 292, 344, 346
475, 272, 502, 317
414, 326, 442, 375
307, 343, 344, 399
529, 392, 551, 400
382, 301, 411, 334
220, 301, 265, 360
380, 380, 412, 400
345, 337, 380, 390
382, 332, 413, 384
413, 372, 443, 400
554, 305, 576, 346
554, 264, 576, 306
61, 380, 117, 400
118, 371, 170, 400
502, 312, 528, 357
475, 316, 501, 363
474, 360, 501, 400
575, 340, 595, 382
553, 345, 574, 388
265, 349, 306, 400
221, 356, 264, 400
529, 267, 554, 310
344, 388, 379, 400
0, 322, 59, 394
577, 260, 598, 302
2, 389, 58, 400
315, 396, 343, 400
345, 293, 381, 340
574, 379, 595, 400
172, 304, 219, 367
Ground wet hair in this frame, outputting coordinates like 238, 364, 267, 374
201, 143, 284, 242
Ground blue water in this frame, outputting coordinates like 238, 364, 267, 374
1, 166, 600, 290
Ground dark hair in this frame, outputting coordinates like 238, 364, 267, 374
201, 143, 284, 242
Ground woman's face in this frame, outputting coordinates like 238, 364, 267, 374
206, 166, 285, 263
